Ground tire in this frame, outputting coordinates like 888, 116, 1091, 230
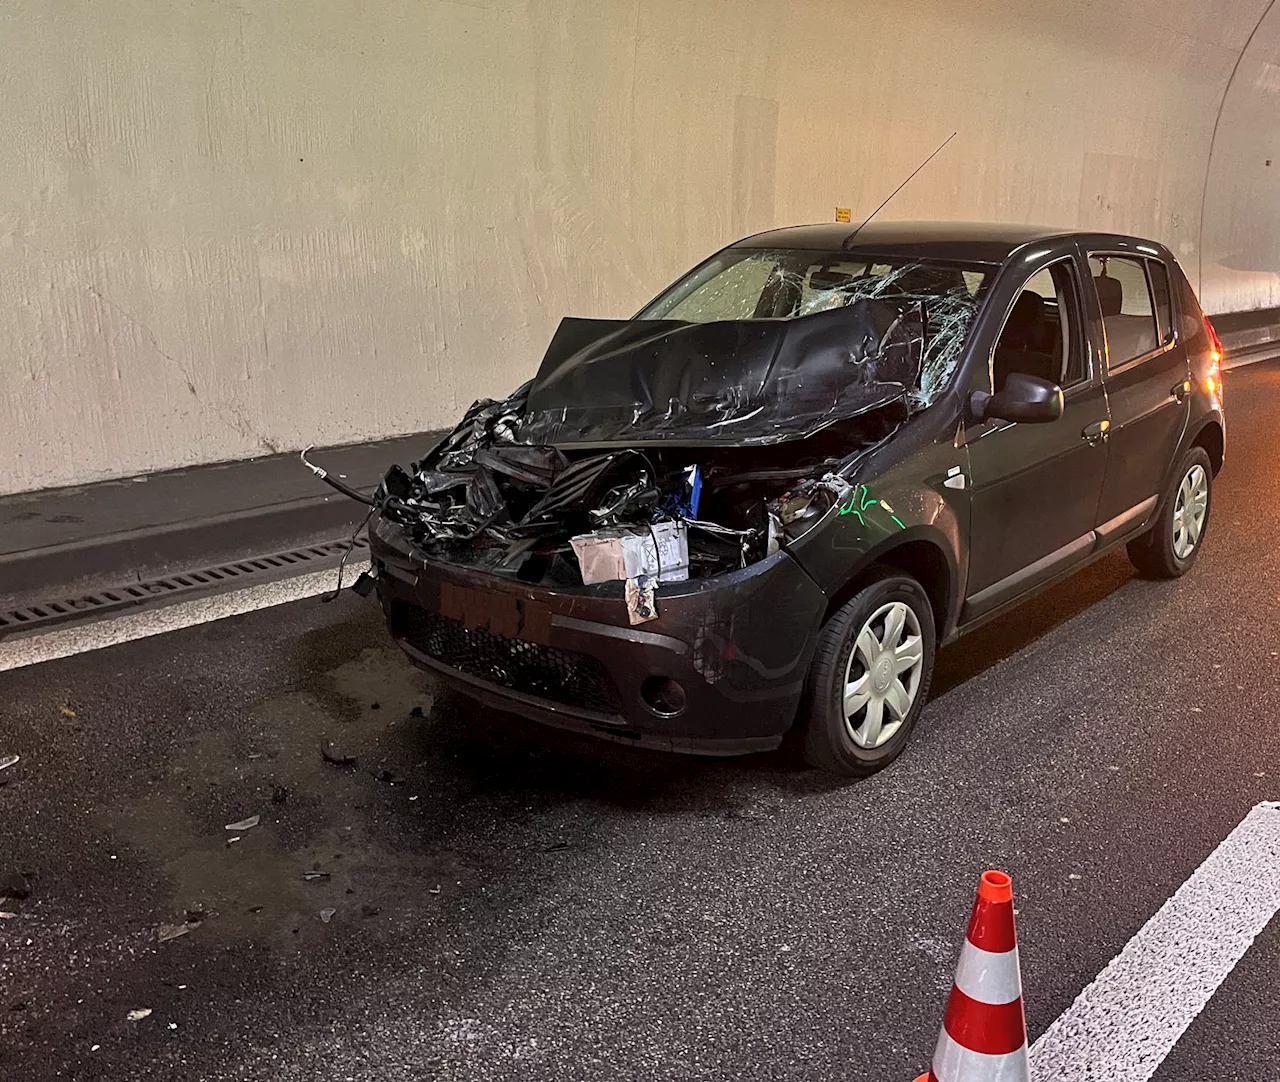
1127, 446, 1213, 579
801, 568, 936, 777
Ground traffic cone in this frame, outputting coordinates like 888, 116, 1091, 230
913, 870, 1029, 1082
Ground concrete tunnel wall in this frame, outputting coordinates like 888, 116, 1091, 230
1, 0, 1278, 496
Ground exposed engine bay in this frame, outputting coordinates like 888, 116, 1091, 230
364, 287, 973, 611
376, 388, 903, 587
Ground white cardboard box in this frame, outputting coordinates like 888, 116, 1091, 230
571, 522, 689, 584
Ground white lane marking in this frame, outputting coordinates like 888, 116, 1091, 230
0, 560, 369, 673
1030, 801, 1280, 1081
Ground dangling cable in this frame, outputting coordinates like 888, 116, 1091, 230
300, 446, 376, 506
323, 506, 375, 603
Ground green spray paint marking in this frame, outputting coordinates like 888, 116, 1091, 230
839, 484, 906, 530
838, 484, 878, 525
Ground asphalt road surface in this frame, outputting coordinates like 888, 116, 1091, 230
3, 361, 1278, 1082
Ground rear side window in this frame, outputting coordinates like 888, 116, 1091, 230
1088, 254, 1159, 365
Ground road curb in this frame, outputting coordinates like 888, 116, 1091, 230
0, 492, 368, 611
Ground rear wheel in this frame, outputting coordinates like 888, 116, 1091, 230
1127, 446, 1213, 578
801, 569, 936, 776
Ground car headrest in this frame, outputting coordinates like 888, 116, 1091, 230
1094, 273, 1123, 316
996, 290, 1046, 353
1007, 289, 1044, 331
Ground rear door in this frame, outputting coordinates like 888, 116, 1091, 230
1086, 249, 1192, 534
962, 250, 1110, 619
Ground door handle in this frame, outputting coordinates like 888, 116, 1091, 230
1082, 419, 1110, 446
1172, 379, 1192, 403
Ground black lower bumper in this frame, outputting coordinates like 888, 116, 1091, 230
369, 516, 829, 756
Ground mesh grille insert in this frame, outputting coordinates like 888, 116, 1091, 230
392, 603, 622, 716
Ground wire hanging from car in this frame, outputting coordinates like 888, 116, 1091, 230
322, 505, 375, 603
300, 446, 376, 506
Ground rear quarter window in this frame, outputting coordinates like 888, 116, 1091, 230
1148, 260, 1174, 346
1169, 259, 1211, 352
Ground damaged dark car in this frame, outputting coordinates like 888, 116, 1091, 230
356, 222, 1225, 776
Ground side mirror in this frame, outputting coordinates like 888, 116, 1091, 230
971, 372, 1064, 424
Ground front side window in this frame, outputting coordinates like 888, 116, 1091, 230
991, 258, 1083, 392
1088, 254, 1160, 365
639, 248, 991, 402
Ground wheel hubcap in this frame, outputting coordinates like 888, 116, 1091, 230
842, 601, 924, 750
1172, 463, 1208, 560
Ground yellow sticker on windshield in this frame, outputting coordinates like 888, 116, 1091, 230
835, 207, 852, 223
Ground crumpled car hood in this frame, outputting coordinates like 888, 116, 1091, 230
517, 299, 925, 447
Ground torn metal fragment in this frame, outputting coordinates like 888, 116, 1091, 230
625, 575, 659, 625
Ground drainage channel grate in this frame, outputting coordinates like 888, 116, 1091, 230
0, 537, 369, 640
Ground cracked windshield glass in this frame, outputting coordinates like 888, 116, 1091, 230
640, 248, 990, 402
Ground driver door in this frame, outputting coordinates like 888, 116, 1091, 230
961, 253, 1110, 620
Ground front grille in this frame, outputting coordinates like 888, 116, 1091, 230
392, 603, 623, 716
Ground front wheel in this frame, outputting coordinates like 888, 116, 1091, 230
1127, 446, 1213, 579
800, 569, 936, 777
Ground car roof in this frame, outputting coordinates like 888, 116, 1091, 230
732, 221, 1150, 264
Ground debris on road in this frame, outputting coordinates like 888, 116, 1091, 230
0, 871, 32, 900
126, 1008, 152, 1022
429, 885, 441, 895
224, 815, 260, 831
545, 842, 570, 853
60, 706, 76, 719
376, 769, 406, 785
0, 912, 16, 920
320, 741, 357, 767
319, 908, 336, 923
157, 922, 195, 943
302, 870, 331, 881
361, 904, 380, 917
0, 754, 18, 772
226, 837, 241, 847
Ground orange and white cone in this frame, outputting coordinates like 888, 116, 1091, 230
914, 870, 1029, 1082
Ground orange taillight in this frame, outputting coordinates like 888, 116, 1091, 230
1204, 317, 1223, 396
1205, 316, 1224, 365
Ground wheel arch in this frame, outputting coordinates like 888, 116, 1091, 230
1189, 418, 1224, 476
821, 530, 957, 640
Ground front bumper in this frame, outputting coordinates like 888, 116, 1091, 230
368, 515, 829, 755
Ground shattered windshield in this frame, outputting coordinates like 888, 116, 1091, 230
640, 248, 989, 400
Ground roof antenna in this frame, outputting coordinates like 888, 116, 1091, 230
844, 131, 958, 247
